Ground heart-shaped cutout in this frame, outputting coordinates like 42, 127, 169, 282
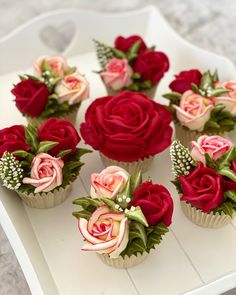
40, 21, 76, 53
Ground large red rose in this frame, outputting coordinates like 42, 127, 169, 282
80, 91, 172, 162
114, 35, 147, 53
12, 79, 49, 117
131, 181, 173, 226
0, 125, 30, 157
133, 51, 169, 84
179, 162, 224, 213
169, 69, 202, 94
38, 118, 80, 156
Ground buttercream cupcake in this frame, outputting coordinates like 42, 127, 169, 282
94, 35, 169, 98
11, 55, 89, 126
80, 90, 173, 174
163, 69, 236, 149
73, 166, 173, 268
170, 136, 236, 228
0, 118, 90, 208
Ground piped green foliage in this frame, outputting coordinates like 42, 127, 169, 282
0, 152, 24, 190
170, 140, 195, 177
72, 169, 170, 257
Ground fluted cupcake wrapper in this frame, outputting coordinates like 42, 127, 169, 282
17, 183, 73, 209
99, 153, 154, 174
181, 201, 232, 228
25, 104, 80, 127
104, 84, 157, 99
174, 123, 224, 150
97, 252, 147, 268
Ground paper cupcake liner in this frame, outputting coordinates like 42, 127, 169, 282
174, 123, 224, 149
97, 252, 147, 268
181, 201, 232, 228
17, 183, 73, 209
99, 153, 154, 174
104, 85, 157, 99
25, 104, 80, 127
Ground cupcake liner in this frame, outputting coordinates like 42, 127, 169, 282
97, 252, 147, 268
174, 123, 224, 149
25, 104, 80, 127
17, 182, 73, 209
99, 152, 154, 174
104, 85, 157, 99
181, 201, 232, 228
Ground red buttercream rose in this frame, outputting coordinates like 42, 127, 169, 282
38, 118, 80, 156
80, 91, 173, 162
0, 125, 30, 157
114, 35, 147, 53
169, 69, 202, 94
11, 79, 49, 117
131, 181, 173, 226
179, 162, 224, 213
133, 51, 169, 84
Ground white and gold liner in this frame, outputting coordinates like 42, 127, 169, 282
104, 84, 157, 99
97, 252, 147, 268
181, 201, 232, 228
25, 104, 80, 127
99, 153, 154, 174
17, 182, 73, 209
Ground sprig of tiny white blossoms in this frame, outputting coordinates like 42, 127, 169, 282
116, 194, 131, 210
0, 152, 24, 190
170, 140, 195, 177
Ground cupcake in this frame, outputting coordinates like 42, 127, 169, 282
0, 118, 90, 208
73, 166, 173, 268
80, 90, 173, 174
11, 55, 89, 126
94, 35, 169, 98
170, 136, 236, 228
163, 69, 236, 149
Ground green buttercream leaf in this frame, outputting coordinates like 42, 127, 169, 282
72, 197, 102, 210
57, 149, 72, 158
211, 88, 229, 97
213, 201, 234, 218
127, 40, 141, 62
111, 48, 127, 59
125, 206, 148, 227
101, 198, 119, 212
37, 141, 58, 153
219, 168, 236, 182
72, 210, 92, 220
163, 92, 181, 104
12, 150, 34, 162
131, 170, 142, 193
191, 83, 201, 94
225, 190, 236, 203
25, 125, 38, 152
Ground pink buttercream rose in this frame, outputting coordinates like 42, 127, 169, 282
78, 205, 129, 258
191, 135, 233, 166
100, 58, 133, 90
90, 166, 130, 200
214, 80, 236, 115
33, 55, 70, 78
55, 73, 89, 105
23, 153, 64, 193
173, 90, 214, 131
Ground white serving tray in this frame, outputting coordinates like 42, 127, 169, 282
0, 6, 236, 295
